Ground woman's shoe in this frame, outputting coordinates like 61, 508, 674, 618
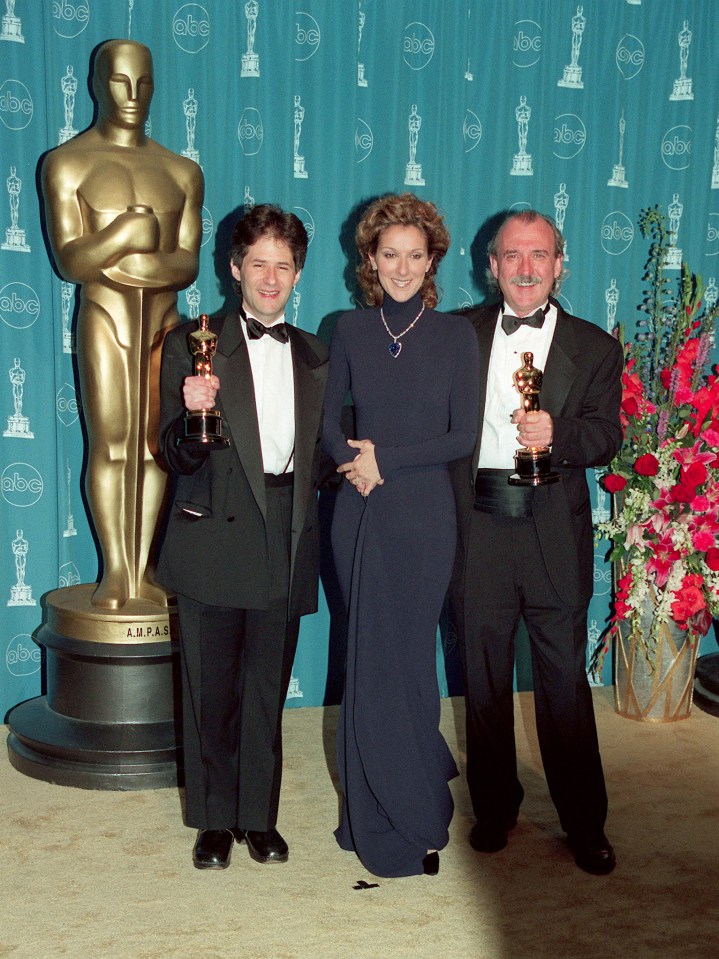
422, 851, 440, 875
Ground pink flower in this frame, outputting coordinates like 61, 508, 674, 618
625, 524, 648, 548
673, 384, 694, 405
647, 533, 680, 588
649, 511, 670, 534
673, 443, 716, 471
692, 530, 716, 552
706, 547, 719, 571
688, 509, 719, 542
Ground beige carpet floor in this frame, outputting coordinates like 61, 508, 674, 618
1, 688, 718, 959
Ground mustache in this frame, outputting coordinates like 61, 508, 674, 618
510, 274, 541, 286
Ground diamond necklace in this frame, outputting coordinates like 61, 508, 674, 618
380, 302, 425, 358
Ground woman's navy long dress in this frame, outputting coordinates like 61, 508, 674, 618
322, 292, 480, 877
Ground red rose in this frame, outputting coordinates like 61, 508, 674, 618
634, 453, 659, 477
604, 474, 627, 493
683, 462, 708, 487
706, 547, 719, 571
669, 483, 697, 503
621, 396, 639, 417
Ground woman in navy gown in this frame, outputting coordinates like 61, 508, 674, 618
322, 193, 480, 877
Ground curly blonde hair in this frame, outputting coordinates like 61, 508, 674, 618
355, 193, 450, 308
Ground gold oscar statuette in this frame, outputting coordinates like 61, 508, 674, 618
509, 351, 559, 486
180, 313, 230, 448
40, 38, 205, 610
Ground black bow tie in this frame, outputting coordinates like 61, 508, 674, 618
501, 305, 548, 336
245, 316, 289, 343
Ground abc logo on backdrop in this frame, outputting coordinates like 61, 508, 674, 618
172, 3, 210, 53
1, 463, 44, 508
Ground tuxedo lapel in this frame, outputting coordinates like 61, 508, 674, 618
212, 312, 266, 516
541, 304, 580, 417
287, 327, 326, 575
289, 330, 322, 502
470, 306, 500, 473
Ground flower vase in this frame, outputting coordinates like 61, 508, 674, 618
614, 594, 700, 722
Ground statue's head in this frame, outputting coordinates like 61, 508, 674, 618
92, 40, 154, 130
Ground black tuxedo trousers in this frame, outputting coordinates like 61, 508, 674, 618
458, 508, 607, 836
176, 483, 299, 832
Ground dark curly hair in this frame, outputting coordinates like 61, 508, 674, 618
230, 204, 308, 295
355, 193, 450, 308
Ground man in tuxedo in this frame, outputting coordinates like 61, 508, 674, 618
450, 210, 623, 874
157, 205, 328, 869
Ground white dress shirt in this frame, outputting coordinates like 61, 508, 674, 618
478, 301, 556, 469
240, 310, 295, 474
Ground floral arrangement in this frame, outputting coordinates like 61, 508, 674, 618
595, 206, 719, 667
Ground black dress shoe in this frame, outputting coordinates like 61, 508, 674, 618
234, 827, 289, 863
422, 852, 440, 875
567, 830, 616, 875
192, 829, 234, 869
469, 815, 518, 853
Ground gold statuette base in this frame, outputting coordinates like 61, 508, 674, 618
509, 447, 560, 486
45, 583, 176, 644
179, 408, 230, 448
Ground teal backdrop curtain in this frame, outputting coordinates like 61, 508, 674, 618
1, 0, 718, 716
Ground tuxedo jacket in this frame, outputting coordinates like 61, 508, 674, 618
450, 298, 623, 606
156, 312, 329, 619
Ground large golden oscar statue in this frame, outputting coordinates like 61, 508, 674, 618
7, 40, 204, 788
44, 39, 203, 611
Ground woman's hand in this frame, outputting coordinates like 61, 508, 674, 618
337, 438, 385, 497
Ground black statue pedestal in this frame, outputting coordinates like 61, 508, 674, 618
6, 585, 182, 789
694, 652, 719, 718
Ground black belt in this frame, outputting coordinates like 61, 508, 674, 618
264, 472, 294, 488
474, 468, 534, 518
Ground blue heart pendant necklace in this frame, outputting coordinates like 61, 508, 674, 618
380, 303, 425, 358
